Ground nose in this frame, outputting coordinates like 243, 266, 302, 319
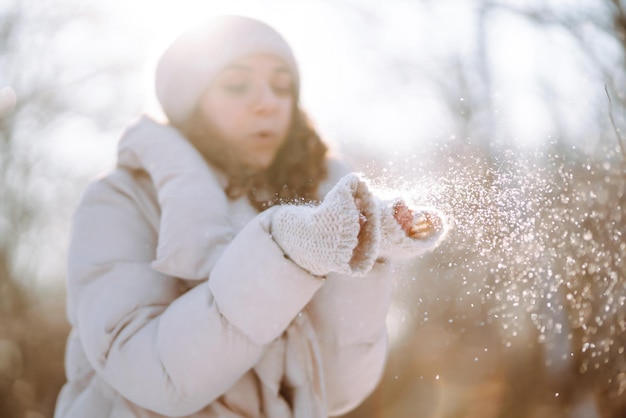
252, 84, 279, 114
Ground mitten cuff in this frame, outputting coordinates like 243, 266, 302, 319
348, 179, 380, 276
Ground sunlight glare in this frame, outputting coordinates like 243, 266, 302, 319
106, 0, 341, 123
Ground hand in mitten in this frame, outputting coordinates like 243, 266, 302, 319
378, 198, 447, 260
271, 173, 380, 277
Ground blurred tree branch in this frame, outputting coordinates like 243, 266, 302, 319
0, 1, 143, 416
483, 0, 626, 106
605, 84, 626, 159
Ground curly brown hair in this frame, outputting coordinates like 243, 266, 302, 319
179, 106, 328, 211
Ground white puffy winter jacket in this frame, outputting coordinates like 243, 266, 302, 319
54, 116, 392, 418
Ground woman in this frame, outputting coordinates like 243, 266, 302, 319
54, 15, 447, 418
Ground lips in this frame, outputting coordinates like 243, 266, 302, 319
251, 130, 278, 146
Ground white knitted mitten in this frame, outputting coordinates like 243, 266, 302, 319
378, 199, 447, 260
271, 173, 380, 277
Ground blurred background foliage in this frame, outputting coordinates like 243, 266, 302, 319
1, 0, 626, 417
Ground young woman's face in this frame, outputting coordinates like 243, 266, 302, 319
195, 53, 295, 169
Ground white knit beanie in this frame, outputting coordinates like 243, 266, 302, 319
155, 15, 300, 126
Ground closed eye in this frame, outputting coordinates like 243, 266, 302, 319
272, 83, 294, 96
223, 83, 248, 94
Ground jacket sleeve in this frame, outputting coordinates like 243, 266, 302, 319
296, 156, 391, 415
68, 171, 324, 416
305, 261, 392, 416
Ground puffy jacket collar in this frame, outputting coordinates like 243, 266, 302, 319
117, 115, 236, 280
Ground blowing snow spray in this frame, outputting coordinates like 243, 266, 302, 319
366, 147, 626, 398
